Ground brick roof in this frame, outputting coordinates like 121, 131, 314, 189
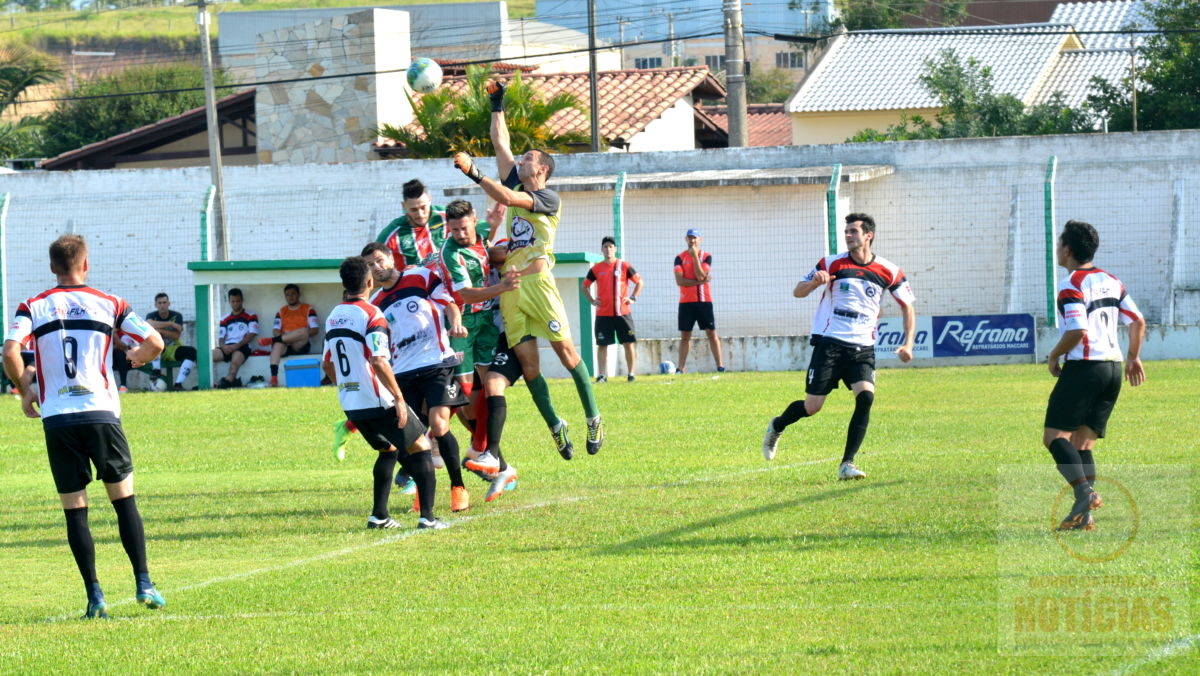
406, 66, 725, 146
699, 104, 791, 147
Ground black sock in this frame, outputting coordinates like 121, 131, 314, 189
112, 496, 148, 576
842, 390, 874, 464
1078, 449, 1096, 487
487, 396, 508, 471
436, 432, 464, 488
1048, 438, 1090, 499
372, 451, 398, 519
400, 451, 436, 520
773, 400, 809, 432
270, 364, 279, 377
64, 507, 98, 586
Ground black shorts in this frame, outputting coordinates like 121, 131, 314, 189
21, 352, 34, 368
354, 409, 428, 454
396, 365, 470, 411
1044, 360, 1123, 438
487, 334, 523, 384
678, 302, 716, 332
806, 337, 876, 396
44, 422, 133, 494
216, 344, 252, 362
274, 338, 311, 356
595, 315, 636, 345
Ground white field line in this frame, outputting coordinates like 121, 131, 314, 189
44, 458, 832, 623
1104, 633, 1200, 676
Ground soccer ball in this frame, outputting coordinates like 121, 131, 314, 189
659, 360, 676, 375
149, 378, 169, 392
406, 58, 443, 93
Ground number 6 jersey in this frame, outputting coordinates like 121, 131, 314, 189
6, 285, 155, 427
322, 298, 396, 419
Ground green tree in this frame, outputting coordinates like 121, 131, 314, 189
37, 63, 229, 159
1085, 0, 1200, 131
378, 65, 591, 159
831, 0, 966, 31
0, 44, 61, 159
848, 50, 1094, 142
747, 67, 797, 104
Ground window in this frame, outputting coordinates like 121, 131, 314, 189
776, 51, 805, 69
634, 57, 663, 69
704, 54, 726, 72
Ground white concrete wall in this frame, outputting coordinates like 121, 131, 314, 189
3, 130, 1198, 376
625, 98, 700, 152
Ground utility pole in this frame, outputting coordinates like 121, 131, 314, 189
723, 0, 748, 147
616, 16, 631, 68
666, 13, 677, 66
1129, 33, 1138, 133
197, 0, 228, 260
587, 0, 600, 152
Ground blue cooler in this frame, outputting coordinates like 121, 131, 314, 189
284, 358, 321, 388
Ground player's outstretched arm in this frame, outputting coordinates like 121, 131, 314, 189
458, 270, 520, 305
487, 82, 516, 178
453, 153, 535, 211
1125, 316, 1146, 386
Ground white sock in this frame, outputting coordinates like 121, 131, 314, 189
176, 359, 196, 384
152, 358, 161, 370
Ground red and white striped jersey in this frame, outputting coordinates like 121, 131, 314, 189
1056, 267, 1141, 362
370, 267, 459, 376
6, 285, 156, 427
806, 253, 915, 347
322, 299, 396, 419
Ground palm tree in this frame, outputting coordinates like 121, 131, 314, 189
0, 44, 62, 158
378, 65, 593, 159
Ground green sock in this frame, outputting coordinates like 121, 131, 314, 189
569, 361, 601, 419
526, 375, 561, 428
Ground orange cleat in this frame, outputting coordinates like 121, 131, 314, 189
450, 486, 470, 512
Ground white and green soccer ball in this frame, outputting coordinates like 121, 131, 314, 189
406, 58, 443, 93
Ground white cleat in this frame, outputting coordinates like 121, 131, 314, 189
838, 461, 866, 481
762, 419, 782, 461
418, 517, 449, 530
485, 465, 518, 502
367, 515, 403, 529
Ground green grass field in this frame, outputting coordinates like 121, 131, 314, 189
0, 363, 1197, 673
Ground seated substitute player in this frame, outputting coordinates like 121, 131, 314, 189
145, 293, 198, 391
362, 241, 472, 513
583, 236, 643, 383
2, 234, 167, 619
1044, 219, 1145, 532
322, 256, 444, 530
212, 287, 258, 389
761, 213, 916, 481
674, 229, 725, 374
452, 79, 604, 458
269, 283, 319, 387
377, 178, 448, 270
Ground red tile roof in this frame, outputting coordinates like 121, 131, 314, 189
401, 66, 726, 147
700, 104, 792, 147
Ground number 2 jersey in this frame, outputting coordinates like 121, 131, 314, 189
322, 299, 396, 419
1056, 267, 1142, 362
805, 252, 916, 347
6, 285, 156, 427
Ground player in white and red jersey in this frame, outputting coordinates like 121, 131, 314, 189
2, 234, 167, 619
1044, 220, 1146, 532
762, 213, 917, 481
363, 241, 472, 513
322, 256, 444, 530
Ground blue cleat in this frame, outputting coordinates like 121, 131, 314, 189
84, 599, 109, 619
137, 586, 166, 610
394, 472, 417, 494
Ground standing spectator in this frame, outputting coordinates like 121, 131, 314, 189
674, 229, 725, 374
145, 293, 198, 391
583, 236, 643, 382
212, 288, 258, 389
2, 234, 167, 619
268, 284, 319, 387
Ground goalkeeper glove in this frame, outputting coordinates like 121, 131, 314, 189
486, 81, 506, 113
453, 152, 483, 184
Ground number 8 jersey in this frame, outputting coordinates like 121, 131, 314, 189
322, 299, 396, 419
6, 285, 155, 427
